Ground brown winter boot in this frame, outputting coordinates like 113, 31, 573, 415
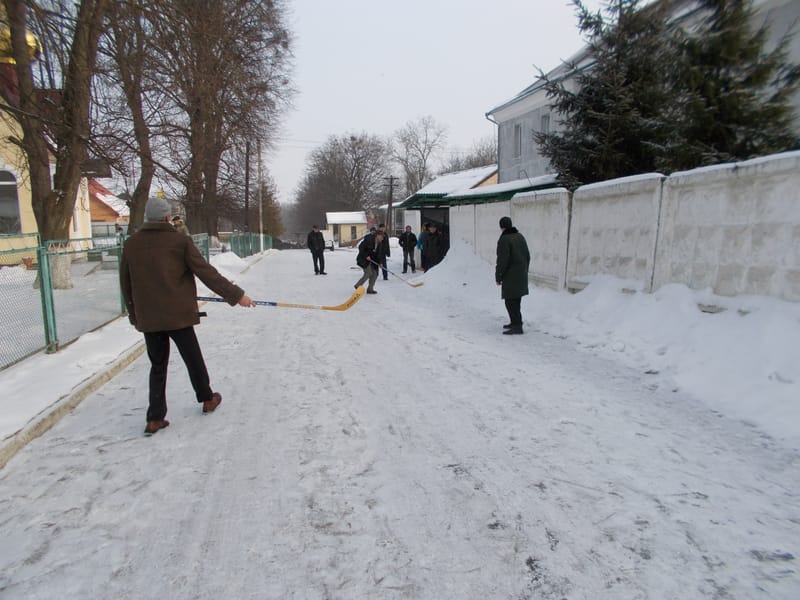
202, 392, 222, 413
144, 420, 170, 435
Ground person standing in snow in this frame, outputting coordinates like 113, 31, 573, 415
417, 223, 429, 271
495, 216, 531, 335
398, 225, 417, 273
306, 225, 327, 275
376, 223, 390, 280
422, 223, 445, 270
172, 215, 190, 235
354, 230, 384, 294
120, 196, 256, 436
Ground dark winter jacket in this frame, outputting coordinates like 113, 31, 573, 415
377, 229, 390, 258
495, 227, 531, 300
120, 222, 243, 333
398, 231, 417, 251
307, 230, 325, 252
423, 229, 445, 267
356, 234, 386, 268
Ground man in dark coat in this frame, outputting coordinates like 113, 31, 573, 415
418, 223, 430, 271
376, 223, 390, 280
306, 225, 327, 275
398, 225, 417, 273
120, 196, 255, 435
422, 223, 445, 270
354, 230, 384, 294
495, 216, 531, 335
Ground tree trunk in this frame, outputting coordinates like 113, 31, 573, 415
5, 0, 109, 288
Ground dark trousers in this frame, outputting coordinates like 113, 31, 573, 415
143, 327, 212, 421
311, 249, 325, 273
504, 298, 523, 329
402, 248, 416, 272
355, 264, 378, 291
379, 259, 388, 279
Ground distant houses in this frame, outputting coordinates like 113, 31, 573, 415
325, 211, 368, 248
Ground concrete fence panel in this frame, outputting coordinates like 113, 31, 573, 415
511, 188, 571, 290
449, 204, 476, 249
654, 151, 800, 301
474, 201, 511, 266
567, 174, 665, 292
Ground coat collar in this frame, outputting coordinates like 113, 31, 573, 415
139, 222, 178, 232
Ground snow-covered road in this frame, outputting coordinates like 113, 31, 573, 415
1, 247, 798, 599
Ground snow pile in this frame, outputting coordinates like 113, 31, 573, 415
436, 241, 800, 443
197, 250, 251, 294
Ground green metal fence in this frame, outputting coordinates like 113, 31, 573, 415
0, 235, 126, 370
227, 232, 272, 257
0, 233, 48, 368
0, 230, 270, 370
192, 233, 210, 261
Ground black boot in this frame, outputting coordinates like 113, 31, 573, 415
503, 327, 523, 335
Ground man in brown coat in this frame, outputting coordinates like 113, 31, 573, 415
120, 196, 255, 435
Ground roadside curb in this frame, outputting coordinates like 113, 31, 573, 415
0, 340, 146, 471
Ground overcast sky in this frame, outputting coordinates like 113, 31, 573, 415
266, 0, 605, 204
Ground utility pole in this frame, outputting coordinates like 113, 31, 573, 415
257, 139, 264, 253
244, 141, 250, 231
384, 175, 397, 234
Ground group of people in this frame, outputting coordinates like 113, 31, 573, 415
121, 199, 530, 437
349, 221, 450, 293
349, 216, 529, 336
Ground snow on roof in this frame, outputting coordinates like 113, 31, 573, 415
325, 211, 367, 225
447, 173, 558, 199
576, 172, 665, 194
89, 179, 129, 216
410, 165, 497, 197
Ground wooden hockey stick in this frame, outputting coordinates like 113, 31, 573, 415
368, 259, 424, 287
198, 286, 365, 311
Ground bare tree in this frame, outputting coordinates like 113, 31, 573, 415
439, 136, 497, 174
294, 133, 390, 226
144, 0, 292, 235
3, 0, 108, 244
93, 0, 164, 232
392, 115, 448, 196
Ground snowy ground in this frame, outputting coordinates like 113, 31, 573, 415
0, 243, 798, 599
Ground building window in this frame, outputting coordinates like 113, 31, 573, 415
540, 114, 550, 134
513, 124, 522, 158
350, 225, 356, 240
0, 171, 20, 234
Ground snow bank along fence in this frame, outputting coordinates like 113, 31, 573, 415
451, 150, 800, 304
0, 234, 129, 370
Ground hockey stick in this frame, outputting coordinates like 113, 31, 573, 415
198, 286, 365, 311
368, 258, 424, 287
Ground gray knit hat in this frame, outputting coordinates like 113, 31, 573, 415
144, 196, 171, 222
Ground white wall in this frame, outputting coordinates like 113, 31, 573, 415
511, 188, 570, 290
654, 152, 800, 301
455, 151, 800, 303
567, 174, 664, 291
449, 204, 476, 249
474, 201, 510, 266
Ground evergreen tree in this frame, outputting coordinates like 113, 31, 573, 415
535, 0, 678, 189
660, 0, 800, 171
